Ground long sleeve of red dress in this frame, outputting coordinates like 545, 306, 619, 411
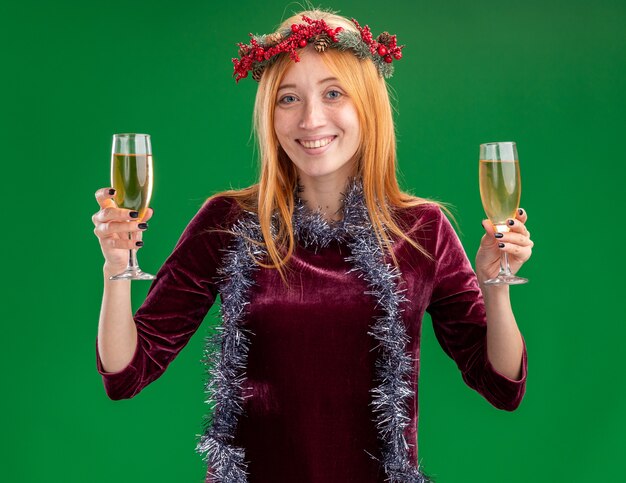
423, 206, 528, 412
95, 196, 527, 482
95, 196, 235, 400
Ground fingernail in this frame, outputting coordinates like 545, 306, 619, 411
135, 241, 144, 247
129, 211, 139, 218
495, 233, 503, 238
507, 219, 515, 226
498, 242, 505, 248
108, 188, 116, 195
518, 208, 524, 216
138, 223, 148, 230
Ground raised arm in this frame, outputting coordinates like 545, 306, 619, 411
425, 207, 528, 411
476, 208, 534, 381
93, 192, 236, 400
93, 188, 153, 375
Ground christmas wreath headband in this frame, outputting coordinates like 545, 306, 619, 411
232, 15, 405, 83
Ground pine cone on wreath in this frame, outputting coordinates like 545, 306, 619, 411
377, 32, 391, 45
265, 32, 283, 46
314, 32, 332, 52
252, 64, 265, 82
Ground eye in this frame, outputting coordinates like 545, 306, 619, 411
326, 90, 342, 100
278, 95, 297, 104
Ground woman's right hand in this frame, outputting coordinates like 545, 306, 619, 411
93, 188, 154, 275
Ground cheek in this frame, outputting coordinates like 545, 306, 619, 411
342, 110, 361, 144
274, 112, 294, 141
340, 106, 360, 132
344, 114, 362, 158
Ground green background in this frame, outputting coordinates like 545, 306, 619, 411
2, 0, 624, 481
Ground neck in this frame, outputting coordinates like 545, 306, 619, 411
292, 174, 367, 249
296, 175, 355, 223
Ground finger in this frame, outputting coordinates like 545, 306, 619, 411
92, 206, 141, 224
515, 207, 528, 224
95, 188, 118, 209
497, 242, 533, 261
129, 229, 144, 244
94, 220, 149, 237
101, 236, 145, 250
495, 231, 534, 247
480, 220, 500, 251
505, 217, 529, 236
141, 207, 154, 222
481, 219, 496, 236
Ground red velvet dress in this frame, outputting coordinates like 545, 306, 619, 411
96, 195, 528, 482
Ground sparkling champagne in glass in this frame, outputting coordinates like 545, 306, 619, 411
479, 141, 528, 285
109, 133, 155, 281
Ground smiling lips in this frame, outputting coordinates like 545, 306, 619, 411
298, 136, 336, 149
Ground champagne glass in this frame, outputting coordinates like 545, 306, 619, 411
109, 133, 156, 281
479, 141, 528, 285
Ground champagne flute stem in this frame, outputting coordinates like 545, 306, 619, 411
496, 252, 506, 278
126, 232, 139, 271
503, 252, 512, 277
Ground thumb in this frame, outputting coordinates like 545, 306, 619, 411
480, 219, 497, 248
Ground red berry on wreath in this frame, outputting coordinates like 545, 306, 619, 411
291, 24, 300, 33
377, 45, 388, 56
384, 54, 393, 63
299, 39, 308, 48
393, 51, 403, 60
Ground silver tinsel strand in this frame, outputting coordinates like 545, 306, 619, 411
195, 216, 272, 482
197, 176, 432, 482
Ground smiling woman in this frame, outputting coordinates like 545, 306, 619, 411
247, 22, 409, 274
93, 6, 531, 483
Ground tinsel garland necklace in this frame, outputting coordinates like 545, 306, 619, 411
195, 176, 431, 482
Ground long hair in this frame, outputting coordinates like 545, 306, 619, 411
207, 8, 452, 286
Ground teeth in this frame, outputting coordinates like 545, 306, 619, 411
299, 137, 334, 149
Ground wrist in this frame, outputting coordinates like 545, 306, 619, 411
478, 280, 510, 301
476, 270, 492, 288
103, 263, 127, 280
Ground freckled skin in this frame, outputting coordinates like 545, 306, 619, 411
274, 48, 361, 186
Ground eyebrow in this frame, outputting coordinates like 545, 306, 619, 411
277, 77, 339, 91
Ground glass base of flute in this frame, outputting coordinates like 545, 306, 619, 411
109, 233, 156, 281
483, 223, 528, 285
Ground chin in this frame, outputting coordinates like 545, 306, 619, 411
298, 164, 355, 180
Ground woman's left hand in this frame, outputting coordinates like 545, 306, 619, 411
475, 208, 534, 284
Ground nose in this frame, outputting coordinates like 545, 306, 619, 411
298, 98, 326, 130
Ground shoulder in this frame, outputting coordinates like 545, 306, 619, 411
173, 195, 245, 252
392, 201, 461, 260
394, 201, 450, 237
192, 195, 244, 230
194, 185, 259, 229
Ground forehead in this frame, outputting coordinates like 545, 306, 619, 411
278, 50, 336, 87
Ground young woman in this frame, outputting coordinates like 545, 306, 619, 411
93, 9, 533, 483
